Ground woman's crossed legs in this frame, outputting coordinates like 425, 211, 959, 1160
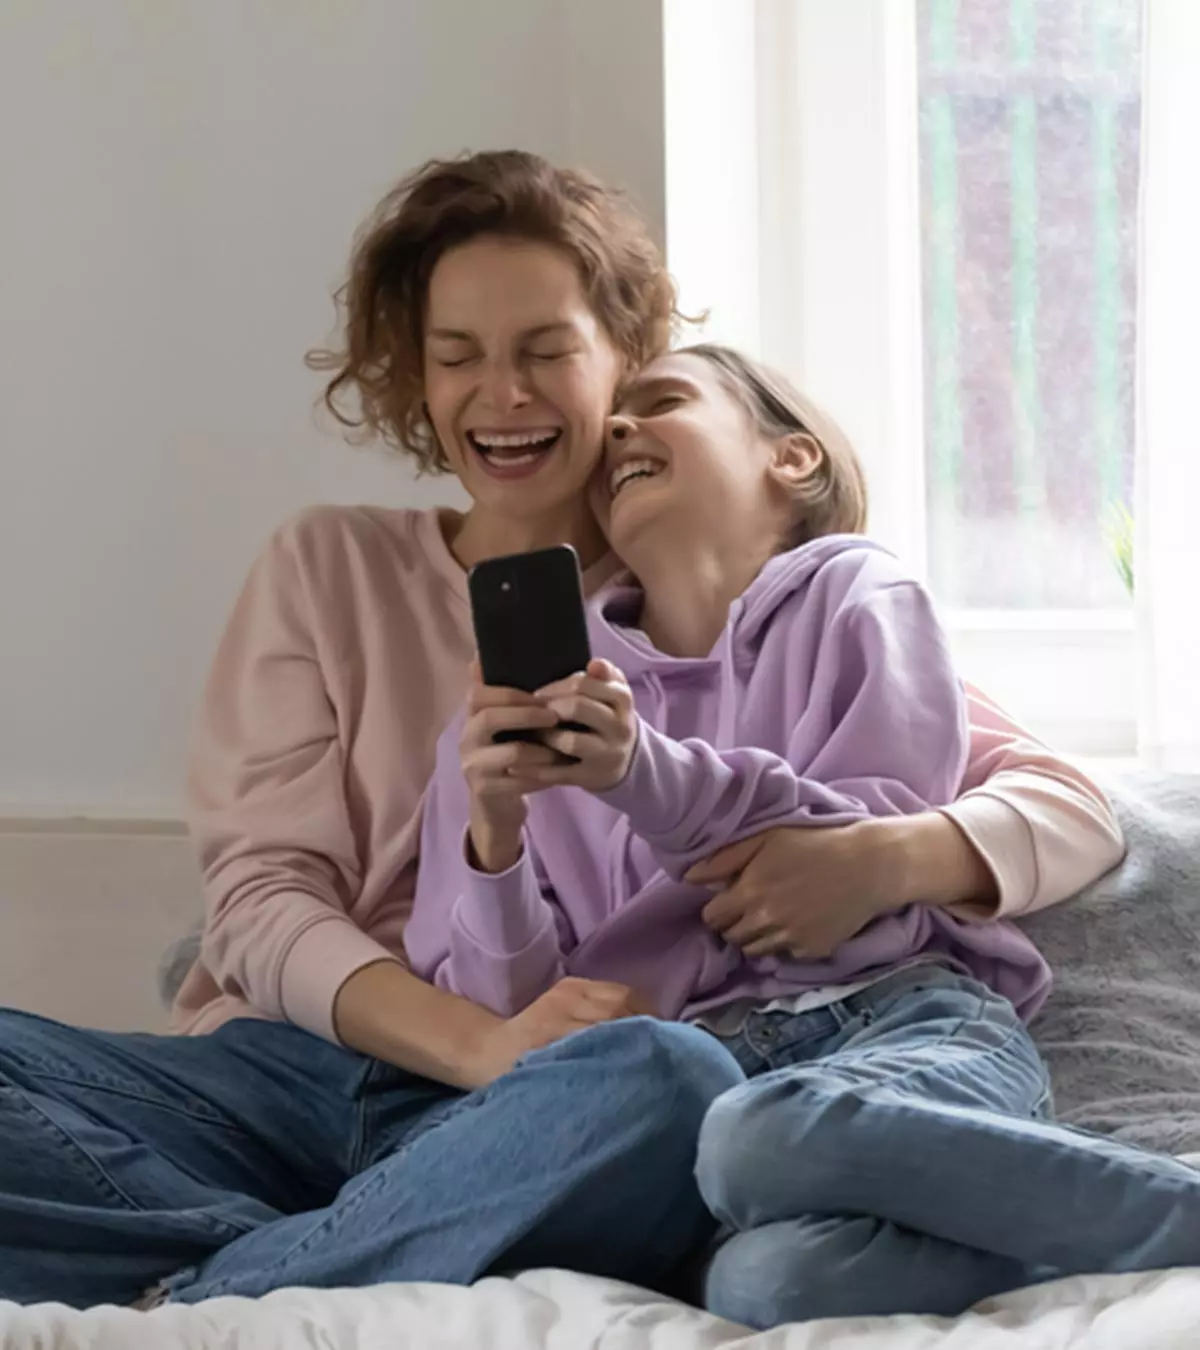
0, 1008, 741, 1307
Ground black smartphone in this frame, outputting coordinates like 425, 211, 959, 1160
468, 544, 592, 744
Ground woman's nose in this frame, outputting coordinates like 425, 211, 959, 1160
479, 360, 531, 410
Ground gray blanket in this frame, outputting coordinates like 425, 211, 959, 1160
160, 773, 1200, 1152
1024, 771, 1200, 1154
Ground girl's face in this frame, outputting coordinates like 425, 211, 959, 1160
423, 236, 623, 522
592, 353, 799, 558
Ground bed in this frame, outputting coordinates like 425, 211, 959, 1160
1, 1264, 1199, 1349
4, 772, 1200, 1347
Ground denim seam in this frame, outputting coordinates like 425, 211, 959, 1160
181, 1093, 482, 1300
6, 1086, 150, 1213
11, 1072, 246, 1133
349, 1057, 391, 1176
349, 1077, 371, 1178
5, 1086, 255, 1240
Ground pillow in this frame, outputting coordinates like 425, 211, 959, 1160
1023, 771, 1200, 1154
159, 923, 202, 1007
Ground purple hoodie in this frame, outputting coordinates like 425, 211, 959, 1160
405, 536, 1052, 1023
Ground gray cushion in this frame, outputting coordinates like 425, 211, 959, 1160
158, 925, 202, 1007
1024, 771, 1200, 1154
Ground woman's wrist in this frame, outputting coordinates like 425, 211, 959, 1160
333, 960, 504, 1091
885, 811, 1000, 913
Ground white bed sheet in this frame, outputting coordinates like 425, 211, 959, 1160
3, 1266, 1200, 1350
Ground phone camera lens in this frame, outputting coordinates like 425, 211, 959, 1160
500, 580, 513, 594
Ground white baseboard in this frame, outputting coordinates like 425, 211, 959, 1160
0, 822, 200, 1032
0, 811, 186, 833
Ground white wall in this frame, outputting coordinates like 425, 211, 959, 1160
0, 0, 665, 819
662, 0, 764, 355
0, 822, 196, 1030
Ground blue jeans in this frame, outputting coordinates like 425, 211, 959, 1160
0, 1009, 742, 1308
696, 964, 1200, 1327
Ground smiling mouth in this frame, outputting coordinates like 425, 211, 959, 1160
467, 428, 563, 475
609, 457, 666, 499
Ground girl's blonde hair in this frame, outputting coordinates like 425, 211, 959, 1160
680, 344, 868, 545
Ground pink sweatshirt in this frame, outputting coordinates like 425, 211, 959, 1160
173, 506, 1126, 1042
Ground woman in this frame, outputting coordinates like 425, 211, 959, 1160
0, 151, 1122, 1310
408, 343, 1196, 1328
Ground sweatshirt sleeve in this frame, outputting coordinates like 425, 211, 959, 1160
601, 581, 969, 879
187, 517, 398, 1044
938, 684, 1126, 920
441, 845, 568, 1015
406, 732, 568, 1016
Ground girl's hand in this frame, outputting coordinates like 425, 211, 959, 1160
530, 659, 639, 793
461, 675, 560, 872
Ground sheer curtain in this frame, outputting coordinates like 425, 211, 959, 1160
1135, 0, 1200, 771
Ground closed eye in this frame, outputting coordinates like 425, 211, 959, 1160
428, 345, 479, 368
529, 349, 574, 362
648, 394, 685, 414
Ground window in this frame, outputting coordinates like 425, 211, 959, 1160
662, 0, 1143, 752
918, 0, 1143, 610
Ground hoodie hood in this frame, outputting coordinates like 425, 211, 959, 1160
591, 534, 897, 681
589, 534, 899, 754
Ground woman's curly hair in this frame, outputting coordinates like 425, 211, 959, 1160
307, 150, 681, 473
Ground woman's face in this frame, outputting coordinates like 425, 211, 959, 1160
423, 236, 623, 521
592, 352, 781, 558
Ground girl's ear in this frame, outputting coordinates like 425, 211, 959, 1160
768, 432, 823, 490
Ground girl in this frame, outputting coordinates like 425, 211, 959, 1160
406, 344, 1200, 1328
0, 151, 1122, 1309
